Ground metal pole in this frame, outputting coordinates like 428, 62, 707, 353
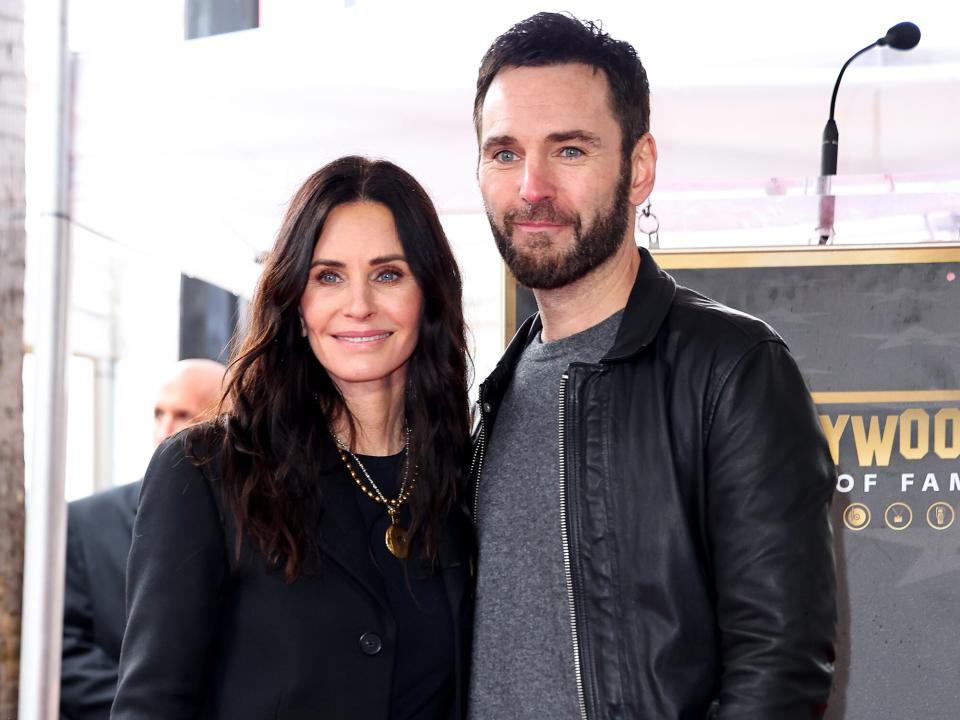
19, 0, 72, 716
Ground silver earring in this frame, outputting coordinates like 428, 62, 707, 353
298, 314, 307, 337
637, 200, 660, 249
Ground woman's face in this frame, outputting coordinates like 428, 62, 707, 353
299, 201, 423, 392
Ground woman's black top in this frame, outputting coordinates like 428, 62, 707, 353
351, 452, 454, 720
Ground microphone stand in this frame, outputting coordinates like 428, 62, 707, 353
817, 41, 879, 245
816, 22, 920, 245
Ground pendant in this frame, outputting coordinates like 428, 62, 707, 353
385, 523, 410, 559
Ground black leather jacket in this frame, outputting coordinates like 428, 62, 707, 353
469, 248, 837, 720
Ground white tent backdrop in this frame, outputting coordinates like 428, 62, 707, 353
68, 0, 960, 296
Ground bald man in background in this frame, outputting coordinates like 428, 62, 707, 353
60, 359, 226, 720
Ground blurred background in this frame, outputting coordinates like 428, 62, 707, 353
21, 0, 960, 500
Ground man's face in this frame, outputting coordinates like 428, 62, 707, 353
477, 63, 632, 290
153, 377, 211, 446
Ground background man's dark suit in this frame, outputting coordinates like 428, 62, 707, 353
60, 480, 140, 720
59, 357, 225, 719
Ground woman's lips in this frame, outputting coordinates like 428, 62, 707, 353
332, 332, 392, 344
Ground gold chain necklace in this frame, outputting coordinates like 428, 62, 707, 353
333, 429, 417, 559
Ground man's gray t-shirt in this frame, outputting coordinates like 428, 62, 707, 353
468, 310, 623, 720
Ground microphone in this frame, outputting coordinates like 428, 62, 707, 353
817, 21, 921, 244
879, 22, 921, 51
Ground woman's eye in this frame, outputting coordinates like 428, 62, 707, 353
494, 150, 518, 163
560, 147, 584, 158
318, 271, 341, 284
376, 269, 403, 283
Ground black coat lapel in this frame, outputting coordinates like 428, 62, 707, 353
314, 463, 391, 612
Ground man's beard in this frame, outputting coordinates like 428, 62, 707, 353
486, 166, 631, 290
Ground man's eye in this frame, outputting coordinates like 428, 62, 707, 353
494, 150, 518, 163
560, 147, 584, 158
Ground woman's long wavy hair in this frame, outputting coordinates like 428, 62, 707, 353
195, 156, 471, 581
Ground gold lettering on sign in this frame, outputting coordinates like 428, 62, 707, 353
819, 407, 960, 467
934, 409, 960, 460
899, 409, 930, 460
850, 415, 898, 467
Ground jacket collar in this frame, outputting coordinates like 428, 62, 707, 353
483, 247, 677, 394
603, 246, 677, 361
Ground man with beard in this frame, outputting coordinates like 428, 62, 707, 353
467, 13, 837, 720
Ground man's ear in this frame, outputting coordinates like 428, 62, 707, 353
628, 133, 658, 206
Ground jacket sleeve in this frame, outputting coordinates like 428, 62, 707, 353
705, 340, 837, 719
61, 506, 118, 720
110, 437, 228, 719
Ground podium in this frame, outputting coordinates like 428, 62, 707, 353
660, 244, 959, 720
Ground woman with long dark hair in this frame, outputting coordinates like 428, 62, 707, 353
111, 156, 473, 720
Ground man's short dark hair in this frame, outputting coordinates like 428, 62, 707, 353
473, 12, 651, 159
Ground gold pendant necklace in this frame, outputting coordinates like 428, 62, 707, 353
334, 430, 417, 560
384, 506, 410, 559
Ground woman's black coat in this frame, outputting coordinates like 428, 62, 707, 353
110, 431, 474, 720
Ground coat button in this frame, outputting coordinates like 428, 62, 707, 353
359, 632, 382, 655
482, 402, 492, 413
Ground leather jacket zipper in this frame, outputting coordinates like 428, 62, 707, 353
469, 389, 488, 521
559, 372, 588, 720
472, 377, 588, 716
